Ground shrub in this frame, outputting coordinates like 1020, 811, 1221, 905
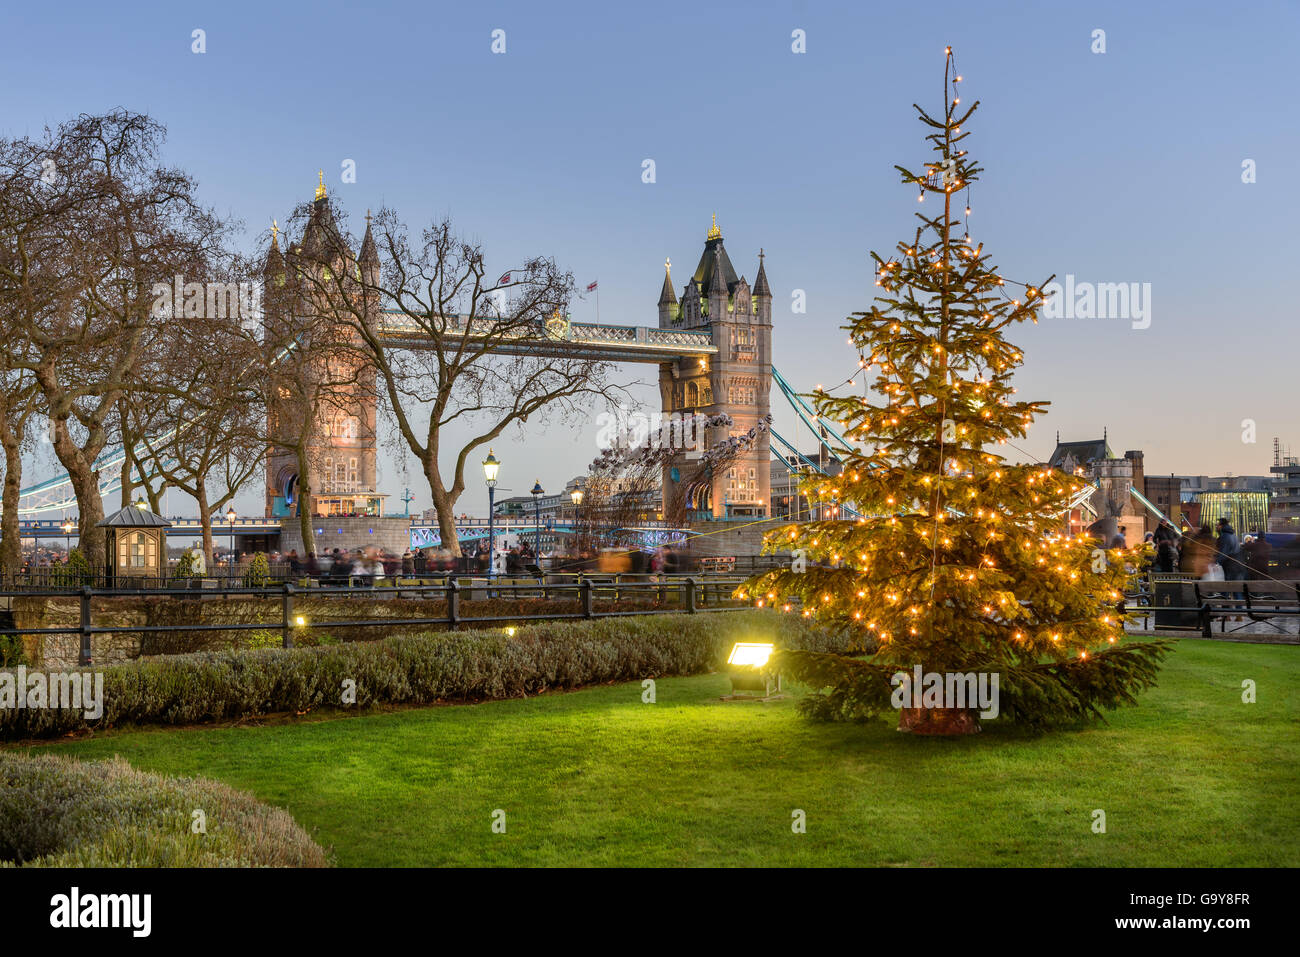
0, 753, 328, 867
172, 548, 198, 580
49, 549, 92, 588
1, 610, 850, 739
241, 553, 270, 588
0, 633, 22, 668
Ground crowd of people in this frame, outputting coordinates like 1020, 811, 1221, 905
1132, 517, 1272, 581
222, 540, 687, 584
1105, 518, 1276, 623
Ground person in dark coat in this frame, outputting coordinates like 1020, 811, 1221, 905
1154, 519, 1178, 547
1242, 533, 1272, 579
1216, 519, 1245, 580
1215, 519, 1245, 617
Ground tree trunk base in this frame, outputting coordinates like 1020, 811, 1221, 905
897, 707, 982, 736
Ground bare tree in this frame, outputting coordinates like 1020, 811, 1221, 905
122, 298, 267, 564
0, 111, 232, 566
0, 364, 41, 575
289, 203, 632, 555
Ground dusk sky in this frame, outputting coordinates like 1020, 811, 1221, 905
4, 0, 1296, 518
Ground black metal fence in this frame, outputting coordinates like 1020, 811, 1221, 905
3, 553, 788, 591
0, 575, 750, 666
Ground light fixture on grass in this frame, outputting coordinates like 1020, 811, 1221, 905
723, 642, 783, 700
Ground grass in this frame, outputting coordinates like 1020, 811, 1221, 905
13, 637, 1297, 867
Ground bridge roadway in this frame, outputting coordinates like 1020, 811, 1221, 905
375, 311, 717, 363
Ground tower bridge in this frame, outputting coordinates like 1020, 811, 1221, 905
16, 181, 809, 549
262, 186, 777, 526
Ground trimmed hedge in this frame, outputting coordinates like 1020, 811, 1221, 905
0, 753, 328, 867
1, 611, 848, 739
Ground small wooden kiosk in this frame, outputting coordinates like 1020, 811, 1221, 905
97, 506, 172, 584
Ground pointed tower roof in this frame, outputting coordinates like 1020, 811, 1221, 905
359, 209, 379, 267
300, 170, 341, 258
753, 247, 771, 297
707, 245, 729, 297
263, 219, 285, 276
691, 214, 740, 298
658, 257, 677, 306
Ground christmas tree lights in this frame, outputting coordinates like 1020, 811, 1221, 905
739, 49, 1170, 734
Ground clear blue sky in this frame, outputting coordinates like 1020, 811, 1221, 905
4, 0, 1297, 518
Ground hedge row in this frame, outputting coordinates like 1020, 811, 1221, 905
0, 753, 328, 867
1, 610, 848, 739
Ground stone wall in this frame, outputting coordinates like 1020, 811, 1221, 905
685, 522, 789, 559
278, 516, 412, 558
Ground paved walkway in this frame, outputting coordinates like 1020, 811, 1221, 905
1125, 615, 1299, 643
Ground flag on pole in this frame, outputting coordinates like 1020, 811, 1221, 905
586, 281, 598, 292
497, 271, 511, 285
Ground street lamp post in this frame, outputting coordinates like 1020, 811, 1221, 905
570, 487, 584, 566
530, 480, 544, 568
62, 519, 73, 558
226, 507, 237, 586
483, 450, 500, 581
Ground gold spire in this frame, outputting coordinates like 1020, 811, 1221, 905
314, 169, 326, 201
664, 256, 671, 277
270, 219, 279, 243
707, 213, 721, 241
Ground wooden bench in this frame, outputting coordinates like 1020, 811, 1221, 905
1193, 579, 1300, 637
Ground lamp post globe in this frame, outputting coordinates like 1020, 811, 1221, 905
483, 450, 500, 581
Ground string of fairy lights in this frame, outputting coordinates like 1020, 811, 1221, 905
758, 47, 1128, 663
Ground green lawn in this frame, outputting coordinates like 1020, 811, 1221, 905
16, 638, 1298, 866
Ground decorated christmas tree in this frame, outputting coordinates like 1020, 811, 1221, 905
741, 49, 1169, 734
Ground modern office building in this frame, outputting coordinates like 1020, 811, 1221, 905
1268, 444, 1300, 532
1175, 474, 1274, 535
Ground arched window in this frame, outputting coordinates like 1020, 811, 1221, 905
686, 382, 699, 407
118, 531, 156, 570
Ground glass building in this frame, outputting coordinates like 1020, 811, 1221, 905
1197, 491, 1270, 537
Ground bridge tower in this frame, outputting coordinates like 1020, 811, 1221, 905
263, 176, 386, 522
657, 216, 772, 520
